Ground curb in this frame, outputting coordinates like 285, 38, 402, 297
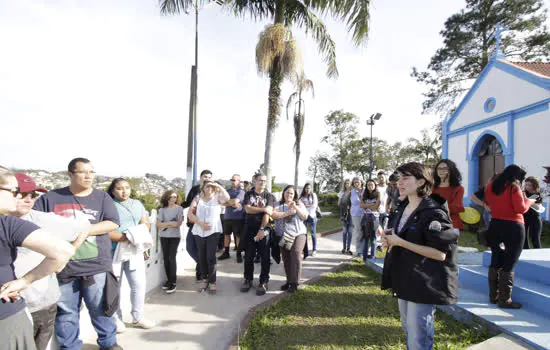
319, 228, 342, 237
227, 261, 351, 350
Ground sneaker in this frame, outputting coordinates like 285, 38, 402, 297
101, 343, 123, 350
256, 283, 268, 296
280, 283, 290, 291
341, 249, 346, 254
161, 281, 171, 290
218, 251, 230, 260
165, 283, 176, 294
346, 250, 353, 256
236, 253, 243, 263
287, 283, 298, 293
115, 317, 126, 333
195, 271, 202, 283
240, 279, 253, 293
133, 318, 156, 329
311, 250, 317, 257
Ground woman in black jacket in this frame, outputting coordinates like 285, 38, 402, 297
381, 162, 459, 350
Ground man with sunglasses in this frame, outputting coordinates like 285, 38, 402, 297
11, 173, 91, 350
33, 158, 122, 350
218, 174, 246, 262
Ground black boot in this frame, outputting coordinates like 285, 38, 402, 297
488, 267, 499, 304
498, 271, 522, 309
218, 247, 230, 260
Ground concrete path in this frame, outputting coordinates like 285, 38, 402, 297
80, 232, 352, 350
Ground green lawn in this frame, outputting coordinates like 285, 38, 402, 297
317, 214, 342, 234
240, 261, 490, 349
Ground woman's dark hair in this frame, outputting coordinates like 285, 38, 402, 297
160, 190, 181, 207
525, 176, 541, 193
491, 164, 526, 195
389, 173, 399, 182
107, 178, 128, 199
282, 185, 298, 203
299, 183, 313, 199
434, 159, 462, 188
396, 162, 433, 197
362, 179, 379, 201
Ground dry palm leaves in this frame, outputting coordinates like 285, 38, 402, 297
256, 23, 302, 78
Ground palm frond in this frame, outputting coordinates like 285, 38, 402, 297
255, 24, 287, 75
159, 0, 198, 15
285, 2, 338, 78
225, 0, 276, 20
286, 92, 299, 120
304, 0, 371, 47
302, 78, 315, 98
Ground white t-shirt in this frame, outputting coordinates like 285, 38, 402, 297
377, 184, 388, 214
192, 195, 223, 238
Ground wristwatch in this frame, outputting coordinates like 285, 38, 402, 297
259, 227, 265, 231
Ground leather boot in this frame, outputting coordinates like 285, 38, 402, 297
498, 271, 522, 309
488, 267, 499, 304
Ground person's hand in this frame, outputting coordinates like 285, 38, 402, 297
381, 229, 403, 253
199, 222, 212, 231
483, 203, 491, 213
255, 229, 266, 241
0, 277, 30, 303
264, 207, 273, 215
232, 198, 241, 208
288, 207, 297, 215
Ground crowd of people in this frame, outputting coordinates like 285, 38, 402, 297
0, 156, 545, 350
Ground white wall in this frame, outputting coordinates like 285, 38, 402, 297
468, 123, 508, 153
448, 134, 469, 194
450, 66, 549, 132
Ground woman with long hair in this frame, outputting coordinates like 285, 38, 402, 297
523, 176, 543, 249
337, 179, 353, 255
0, 171, 74, 349
107, 178, 155, 331
485, 165, 535, 308
299, 183, 319, 256
156, 190, 184, 294
350, 177, 364, 257
360, 179, 380, 260
433, 159, 465, 233
187, 181, 229, 294
381, 162, 458, 350
272, 185, 309, 293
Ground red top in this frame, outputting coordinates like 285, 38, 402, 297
485, 182, 531, 224
432, 185, 465, 230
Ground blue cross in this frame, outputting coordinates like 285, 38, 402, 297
489, 22, 509, 59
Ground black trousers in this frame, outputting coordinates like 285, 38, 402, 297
243, 224, 271, 284
195, 233, 220, 284
489, 219, 525, 272
524, 213, 542, 249
161, 237, 181, 284
32, 303, 57, 350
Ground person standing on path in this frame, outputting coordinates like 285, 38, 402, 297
337, 179, 353, 255
360, 179, 380, 260
33, 158, 123, 350
377, 171, 389, 230
432, 159, 465, 233
272, 185, 308, 293
181, 170, 212, 281
299, 183, 319, 256
218, 174, 246, 262
240, 174, 275, 296
350, 177, 364, 257
157, 190, 184, 294
523, 176, 543, 249
188, 181, 229, 294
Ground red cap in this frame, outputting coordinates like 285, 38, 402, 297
14, 173, 48, 193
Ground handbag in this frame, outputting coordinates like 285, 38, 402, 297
103, 270, 121, 317
315, 206, 322, 219
278, 232, 296, 251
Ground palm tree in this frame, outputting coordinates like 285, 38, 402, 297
407, 129, 442, 167
286, 72, 314, 188
160, 0, 372, 190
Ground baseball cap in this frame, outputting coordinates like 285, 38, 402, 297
14, 173, 48, 193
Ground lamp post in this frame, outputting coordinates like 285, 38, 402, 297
366, 113, 382, 180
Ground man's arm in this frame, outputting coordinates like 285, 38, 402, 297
88, 221, 119, 236
244, 205, 268, 215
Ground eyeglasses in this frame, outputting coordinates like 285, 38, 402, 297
230, 179, 238, 182
0, 186, 20, 197
20, 191, 40, 199
257, 180, 267, 183
436, 167, 449, 172
71, 170, 96, 175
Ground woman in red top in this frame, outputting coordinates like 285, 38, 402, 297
433, 159, 465, 232
485, 165, 535, 309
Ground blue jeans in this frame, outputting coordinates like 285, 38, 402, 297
116, 259, 146, 323
341, 217, 353, 251
362, 213, 379, 259
398, 299, 435, 350
56, 272, 117, 350
304, 216, 317, 251
186, 227, 201, 275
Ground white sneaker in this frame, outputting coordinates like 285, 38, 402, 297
133, 318, 156, 329
311, 250, 317, 257
115, 317, 126, 333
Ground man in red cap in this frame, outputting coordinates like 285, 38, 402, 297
10, 173, 90, 350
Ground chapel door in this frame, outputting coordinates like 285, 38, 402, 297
478, 135, 504, 188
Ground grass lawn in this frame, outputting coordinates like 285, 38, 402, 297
317, 214, 342, 234
240, 261, 490, 350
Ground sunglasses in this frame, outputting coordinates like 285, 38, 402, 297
0, 186, 20, 197
20, 191, 40, 199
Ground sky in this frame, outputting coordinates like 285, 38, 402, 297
2, 0, 544, 184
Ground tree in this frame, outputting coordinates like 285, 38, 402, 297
346, 137, 392, 180
160, 0, 372, 191
386, 142, 420, 171
321, 110, 359, 184
407, 129, 442, 167
307, 152, 339, 193
286, 72, 314, 188
412, 0, 550, 115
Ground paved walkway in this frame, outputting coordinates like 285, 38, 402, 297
80, 232, 352, 350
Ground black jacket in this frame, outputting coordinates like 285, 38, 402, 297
381, 194, 459, 305
182, 184, 200, 228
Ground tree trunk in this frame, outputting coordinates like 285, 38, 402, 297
264, 0, 285, 192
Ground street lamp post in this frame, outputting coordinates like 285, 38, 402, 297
366, 113, 382, 180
